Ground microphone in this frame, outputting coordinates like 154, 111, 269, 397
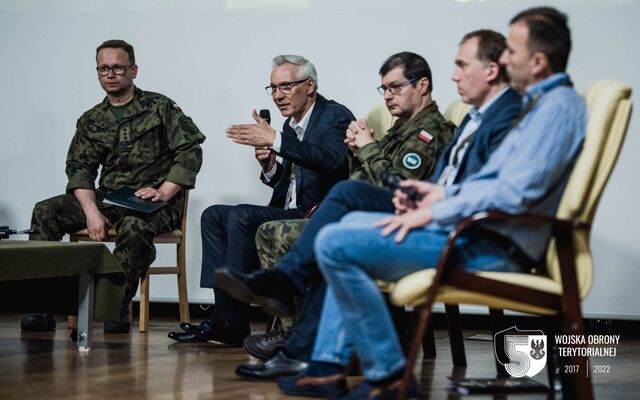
258, 109, 272, 170
259, 109, 271, 124
379, 171, 422, 202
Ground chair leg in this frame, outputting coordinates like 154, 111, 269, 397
139, 271, 150, 333
400, 303, 434, 400
489, 308, 508, 377
404, 308, 436, 358
176, 241, 190, 324
422, 316, 436, 358
544, 316, 561, 391
554, 227, 594, 400
445, 304, 467, 367
400, 264, 449, 400
559, 314, 593, 400
266, 316, 280, 333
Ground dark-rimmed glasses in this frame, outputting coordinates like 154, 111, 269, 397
376, 79, 416, 95
96, 64, 132, 76
265, 78, 309, 95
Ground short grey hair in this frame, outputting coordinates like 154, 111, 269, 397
272, 54, 318, 86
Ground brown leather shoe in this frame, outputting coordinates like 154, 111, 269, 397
277, 372, 348, 398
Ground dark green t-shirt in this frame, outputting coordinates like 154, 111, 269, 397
109, 99, 133, 121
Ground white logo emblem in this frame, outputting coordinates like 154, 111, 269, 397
402, 153, 422, 170
494, 326, 547, 378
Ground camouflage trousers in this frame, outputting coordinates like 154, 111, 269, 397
30, 193, 183, 306
255, 218, 308, 330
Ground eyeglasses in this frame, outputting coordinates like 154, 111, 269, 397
96, 64, 132, 76
265, 78, 309, 95
376, 79, 416, 95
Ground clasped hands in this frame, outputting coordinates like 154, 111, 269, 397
374, 180, 445, 242
345, 119, 375, 150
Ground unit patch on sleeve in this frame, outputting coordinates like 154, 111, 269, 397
402, 153, 422, 170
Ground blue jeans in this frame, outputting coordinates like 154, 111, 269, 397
312, 211, 524, 380
274, 181, 394, 360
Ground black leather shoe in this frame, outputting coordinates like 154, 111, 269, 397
21, 313, 56, 332
278, 371, 348, 398
167, 331, 208, 343
104, 297, 131, 334
235, 349, 308, 380
215, 268, 300, 317
104, 319, 130, 334
179, 318, 215, 336
243, 324, 289, 360
168, 319, 249, 346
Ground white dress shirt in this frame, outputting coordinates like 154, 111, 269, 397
263, 102, 316, 209
438, 87, 509, 186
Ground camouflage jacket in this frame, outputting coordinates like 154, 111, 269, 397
65, 87, 206, 196
350, 101, 455, 185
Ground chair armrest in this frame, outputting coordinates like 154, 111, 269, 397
303, 203, 320, 219
436, 211, 590, 270
424, 211, 591, 299
449, 211, 590, 237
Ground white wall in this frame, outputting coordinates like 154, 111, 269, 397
1, 0, 638, 319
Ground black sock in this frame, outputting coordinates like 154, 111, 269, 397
307, 361, 344, 377
212, 288, 250, 328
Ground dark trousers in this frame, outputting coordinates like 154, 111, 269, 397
279, 180, 394, 359
199, 203, 304, 324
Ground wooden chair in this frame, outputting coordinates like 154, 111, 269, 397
388, 80, 632, 399
70, 191, 191, 332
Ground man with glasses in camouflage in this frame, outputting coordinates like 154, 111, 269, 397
168, 55, 354, 346
25, 39, 206, 334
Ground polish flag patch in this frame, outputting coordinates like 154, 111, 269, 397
418, 130, 433, 144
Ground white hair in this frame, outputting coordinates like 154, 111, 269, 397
272, 54, 318, 86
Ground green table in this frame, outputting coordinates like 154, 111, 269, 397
0, 240, 125, 351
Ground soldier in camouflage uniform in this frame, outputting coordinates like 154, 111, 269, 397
218, 52, 455, 371
25, 40, 205, 334
255, 218, 305, 271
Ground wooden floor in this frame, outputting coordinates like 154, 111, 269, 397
0, 314, 638, 399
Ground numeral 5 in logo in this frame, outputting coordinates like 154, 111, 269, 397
494, 326, 547, 377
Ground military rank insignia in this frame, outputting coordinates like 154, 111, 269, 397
418, 129, 433, 144
179, 116, 199, 134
